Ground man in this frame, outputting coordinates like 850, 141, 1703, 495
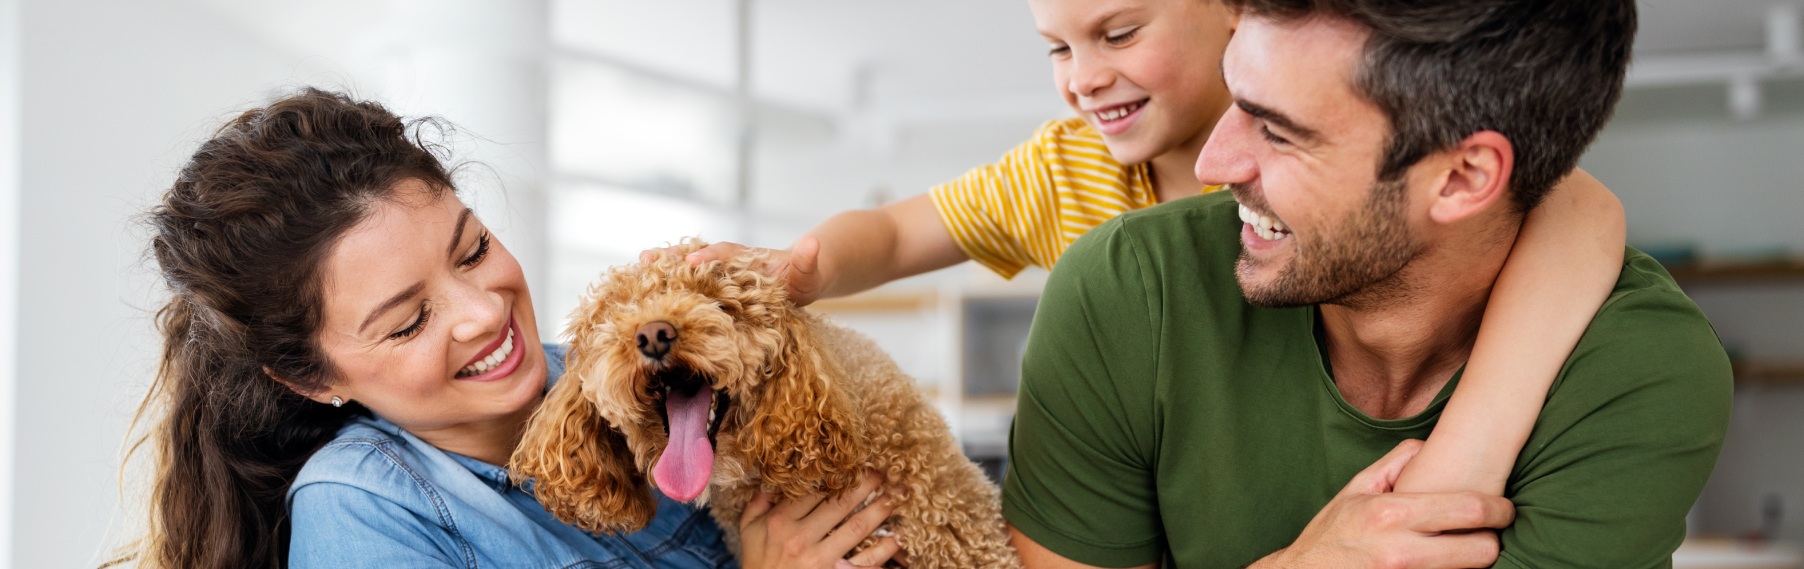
1001, 1, 1733, 567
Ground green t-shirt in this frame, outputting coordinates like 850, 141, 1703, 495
1002, 191, 1733, 568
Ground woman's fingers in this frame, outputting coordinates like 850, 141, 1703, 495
841, 536, 902, 568
801, 472, 883, 536
739, 490, 776, 532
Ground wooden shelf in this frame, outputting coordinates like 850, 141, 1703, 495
1733, 360, 1804, 383
1666, 260, 1804, 285
811, 291, 940, 313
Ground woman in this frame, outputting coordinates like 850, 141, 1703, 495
113, 88, 896, 569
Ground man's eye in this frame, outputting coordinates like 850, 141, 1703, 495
1260, 125, 1291, 147
1047, 44, 1070, 57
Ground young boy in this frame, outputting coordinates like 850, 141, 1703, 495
666, 0, 1626, 532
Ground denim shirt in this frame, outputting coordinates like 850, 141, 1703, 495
288, 344, 736, 569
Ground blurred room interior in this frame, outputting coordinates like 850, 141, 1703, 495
1, 0, 1802, 566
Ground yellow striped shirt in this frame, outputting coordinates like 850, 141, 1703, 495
930, 117, 1221, 278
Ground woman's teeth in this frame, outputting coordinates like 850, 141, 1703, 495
1097, 101, 1144, 122
458, 326, 515, 377
1238, 203, 1291, 241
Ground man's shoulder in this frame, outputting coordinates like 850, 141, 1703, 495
1578, 248, 1730, 374
1058, 191, 1244, 280
1544, 247, 1733, 428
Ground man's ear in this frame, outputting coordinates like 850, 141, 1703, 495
266, 366, 335, 404
1427, 130, 1514, 225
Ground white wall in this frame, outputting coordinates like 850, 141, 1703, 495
12, 1, 549, 566
0, 0, 20, 565
17, 1, 302, 565
1579, 78, 1804, 542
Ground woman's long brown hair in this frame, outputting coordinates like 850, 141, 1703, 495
108, 88, 457, 569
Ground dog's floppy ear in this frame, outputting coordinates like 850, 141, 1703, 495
509, 367, 656, 534
742, 316, 863, 497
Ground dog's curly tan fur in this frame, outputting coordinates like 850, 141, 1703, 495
510, 239, 1021, 568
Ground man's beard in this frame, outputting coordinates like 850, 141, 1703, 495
1236, 177, 1422, 310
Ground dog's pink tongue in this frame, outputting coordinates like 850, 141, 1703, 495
653, 390, 714, 502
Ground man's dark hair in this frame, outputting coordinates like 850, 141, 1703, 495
1221, 0, 1636, 213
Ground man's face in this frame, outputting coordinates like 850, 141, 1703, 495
1194, 14, 1425, 308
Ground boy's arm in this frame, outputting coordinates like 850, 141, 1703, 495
1394, 168, 1626, 495
661, 193, 968, 306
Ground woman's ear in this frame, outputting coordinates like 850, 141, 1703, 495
265, 366, 338, 404
741, 318, 863, 498
509, 369, 657, 534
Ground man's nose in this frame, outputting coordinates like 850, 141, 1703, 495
1195, 104, 1257, 187
636, 321, 678, 360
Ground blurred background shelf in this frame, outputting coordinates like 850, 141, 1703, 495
1668, 260, 1804, 285
1734, 360, 1804, 383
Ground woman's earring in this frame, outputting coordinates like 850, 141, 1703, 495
330, 396, 344, 408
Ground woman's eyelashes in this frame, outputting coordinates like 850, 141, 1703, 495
460, 232, 491, 268
391, 303, 432, 340
387, 232, 490, 341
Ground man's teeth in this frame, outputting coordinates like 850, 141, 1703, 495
458, 326, 516, 377
1097, 102, 1143, 122
1237, 203, 1291, 241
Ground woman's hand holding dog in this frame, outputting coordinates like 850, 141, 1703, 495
738, 471, 903, 569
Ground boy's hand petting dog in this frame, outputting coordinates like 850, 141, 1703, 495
738, 471, 904, 569
638, 236, 827, 306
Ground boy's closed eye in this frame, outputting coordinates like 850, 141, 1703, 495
1104, 26, 1140, 46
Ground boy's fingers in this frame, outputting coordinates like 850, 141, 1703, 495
1341, 439, 1424, 497
1404, 493, 1515, 533
786, 236, 823, 305
739, 491, 775, 531
685, 242, 748, 266
845, 536, 902, 567
790, 235, 821, 277
1429, 530, 1504, 569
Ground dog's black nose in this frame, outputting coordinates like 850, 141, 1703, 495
636, 321, 678, 360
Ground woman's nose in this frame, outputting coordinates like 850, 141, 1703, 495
450, 287, 507, 344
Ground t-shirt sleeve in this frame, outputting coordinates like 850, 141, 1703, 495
928, 121, 1067, 279
1495, 287, 1734, 568
289, 482, 466, 568
1002, 218, 1165, 567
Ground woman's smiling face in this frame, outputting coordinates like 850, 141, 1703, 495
312, 179, 546, 443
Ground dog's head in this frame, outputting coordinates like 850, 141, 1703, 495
510, 239, 861, 534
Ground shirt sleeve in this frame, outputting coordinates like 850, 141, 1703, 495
289, 482, 467, 569
1494, 287, 1733, 568
1002, 218, 1166, 567
928, 121, 1067, 279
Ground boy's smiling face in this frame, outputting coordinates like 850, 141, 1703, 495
1030, 0, 1235, 167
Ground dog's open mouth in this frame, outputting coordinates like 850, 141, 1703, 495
650, 367, 731, 503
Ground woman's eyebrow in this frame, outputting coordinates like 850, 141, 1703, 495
447, 208, 473, 258
360, 281, 426, 334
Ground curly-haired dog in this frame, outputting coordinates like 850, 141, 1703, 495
509, 240, 1021, 568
